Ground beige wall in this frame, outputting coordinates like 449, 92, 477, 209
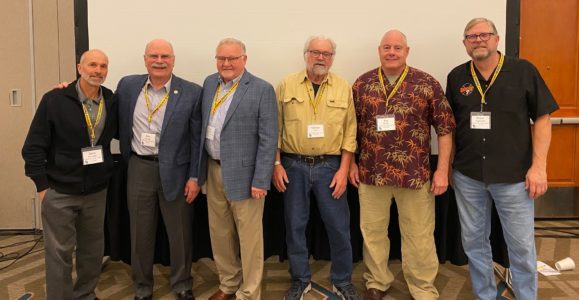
0, 0, 75, 229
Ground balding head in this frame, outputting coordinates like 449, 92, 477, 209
380, 30, 408, 48
77, 49, 108, 87
144, 38, 175, 85
378, 29, 410, 75
145, 39, 174, 55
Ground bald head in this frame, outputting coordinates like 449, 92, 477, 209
377, 29, 410, 75
380, 30, 408, 47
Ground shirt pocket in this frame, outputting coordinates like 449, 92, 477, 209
282, 96, 306, 122
325, 97, 348, 126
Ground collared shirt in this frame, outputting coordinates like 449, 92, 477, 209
205, 73, 244, 160
446, 55, 559, 184
353, 66, 455, 189
75, 80, 106, 145
276, 70, 356, 156
131, 77, 172, 155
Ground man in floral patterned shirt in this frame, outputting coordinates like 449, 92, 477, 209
349, 30, 455, 300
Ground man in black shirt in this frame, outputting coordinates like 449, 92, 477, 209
446, 18, 558, 300
22, 49, 117, 300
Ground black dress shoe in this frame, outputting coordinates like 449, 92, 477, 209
176, 289, 195, 300
134, 296, 152, 300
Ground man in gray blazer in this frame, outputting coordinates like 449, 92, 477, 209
117, 39, 202, 300
197, 38, 278, 300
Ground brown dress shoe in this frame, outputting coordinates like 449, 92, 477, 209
208, 289, 235, 300
364, 288, 387, 300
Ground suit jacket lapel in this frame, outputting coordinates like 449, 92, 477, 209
223, 71, 250, 127
204, 76, 219, 125
161, 76, 181, 138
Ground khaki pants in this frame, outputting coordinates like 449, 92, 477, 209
359, 183, 439, 300
207, 159, 265, 300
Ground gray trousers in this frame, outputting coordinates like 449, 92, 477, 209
127, 155, 193, 297
42, 188, 107, 300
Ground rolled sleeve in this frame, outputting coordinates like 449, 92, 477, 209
341, 91, 357, 153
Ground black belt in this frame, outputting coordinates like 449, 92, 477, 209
282, 153, 339, 165
132, 152, 159, 161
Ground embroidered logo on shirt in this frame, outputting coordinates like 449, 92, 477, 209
460, 83, 474, 96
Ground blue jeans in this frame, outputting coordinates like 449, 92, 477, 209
282, 155, 353, 286
453, 170, 537, 300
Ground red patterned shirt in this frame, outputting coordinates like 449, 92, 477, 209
352, 66, 455, 189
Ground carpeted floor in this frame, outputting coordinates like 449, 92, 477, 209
1, 220, 578, 299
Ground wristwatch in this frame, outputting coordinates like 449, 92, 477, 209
274, 160, 281, 166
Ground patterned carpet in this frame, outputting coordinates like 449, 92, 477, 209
1, 220, 578, 299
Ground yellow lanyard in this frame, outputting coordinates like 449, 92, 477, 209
211, 81, 239, 115
81, 97, 104, 146
144, 85, 170, 123
305, 80, 326, 114
378, 65, 409, 109
470, 53, 504, 111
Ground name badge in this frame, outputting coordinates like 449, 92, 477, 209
376, 114, 396, 131
81, 145, 104, 165
206, 126, 216, 141
141, 133, 156, 147
307, 124, 324, 138
470, 112, 491, 130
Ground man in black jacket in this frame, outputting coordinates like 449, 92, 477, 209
22, 49, 117, 300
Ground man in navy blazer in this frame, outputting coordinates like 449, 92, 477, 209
197, 38, 278, 300
117, 39, 202, 300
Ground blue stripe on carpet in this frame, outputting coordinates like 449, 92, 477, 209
17, 292, 33, 300
312, 282, 339, 300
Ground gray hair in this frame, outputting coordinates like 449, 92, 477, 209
464, 17, 498, 36
303, 35, 337, 54
144, 38, 174, 55
216, 38, 247, 54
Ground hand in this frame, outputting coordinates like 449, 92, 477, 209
430, 169, 449, 196
272, 164, 289, 192
38, 189, 48, 203
184, 179, 200, 204
330, 168, 348, 199
348, 162, 360, 188
55, 82, 70, 89
526, 165, 548, 199
251, 186, 267, 200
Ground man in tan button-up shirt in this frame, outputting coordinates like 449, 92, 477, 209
272, 35, 359, 300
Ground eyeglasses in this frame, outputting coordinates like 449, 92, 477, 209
464, 32, 495, 42
215, 55, 245, 63
146, 54, 174, 60
307, 50, 334, 58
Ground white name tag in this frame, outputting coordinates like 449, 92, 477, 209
470, 112, 491, 130
141, 133, 156, 147
206, 126, 216, 141
307, 124, 325, 138
81, 146, 104, 165
377, 114, 396, 131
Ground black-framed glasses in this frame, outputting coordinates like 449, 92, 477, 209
464, 32, 495, 42
307, 50, 334, 58
215, 55, 245, 63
